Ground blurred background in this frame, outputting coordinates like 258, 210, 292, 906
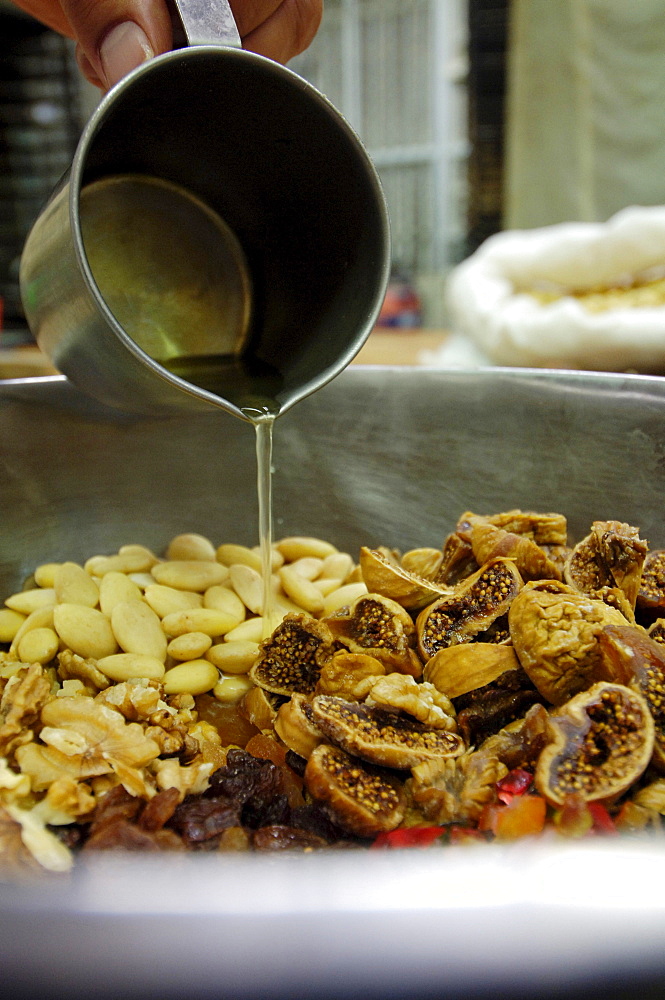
2, 0, 665, 353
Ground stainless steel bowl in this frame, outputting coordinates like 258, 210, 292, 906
2, 366, 665, 999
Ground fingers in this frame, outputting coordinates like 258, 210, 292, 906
57, 0, 173, 89
238, 0, 323, 63
9, 0, 323, 91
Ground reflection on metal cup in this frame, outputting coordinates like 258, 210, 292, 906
20, 35, 390, 419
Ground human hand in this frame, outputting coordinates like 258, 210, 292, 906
9, 0, 323, 90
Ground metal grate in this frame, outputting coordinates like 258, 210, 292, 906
0, 14, 86, 329
291, 0, 469, 299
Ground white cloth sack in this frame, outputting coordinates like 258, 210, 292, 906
443, 205, 665, 372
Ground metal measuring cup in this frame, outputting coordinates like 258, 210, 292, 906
19, 0, 390, 419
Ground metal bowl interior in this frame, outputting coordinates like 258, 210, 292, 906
2, 365, 665, 999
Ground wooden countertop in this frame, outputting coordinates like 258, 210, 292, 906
0, 330, 449, 379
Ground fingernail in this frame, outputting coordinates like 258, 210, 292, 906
100, 21, 154, 90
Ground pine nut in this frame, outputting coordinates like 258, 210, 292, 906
9, 605, 55, 657
0, 608, 26, 644
203, 585, 246, 621
143, 584, 203, 618
84, 551, 155, 575
151, 560, 229, 592
33, 563, 60, 588
163, 660, 219, 695
53, 604, 118, 659
97, 652, 166, 682
54, 562, 100, 608
206, 640, 259, 674
166, 533, 216, 561
215, 544, 262, 572
223, 618, 265, 643
167, 631, 213, 661
110, 600, 167, 660
17, 627, 60, 665
161, 607, 242, 639
229, 564, 265, 615
99, 572, 143, 615
213, 674, 254, 704
276, 536, 338, 561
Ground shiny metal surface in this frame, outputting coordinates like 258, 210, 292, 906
171, 0, 241, 46
2, 366, 665, 998
19, 45, 390, 420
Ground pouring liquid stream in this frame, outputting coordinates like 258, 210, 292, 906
244, 406, 280, 638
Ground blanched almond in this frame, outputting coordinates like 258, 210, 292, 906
99, 571, 143, 615
111, 600, 167, 660
143, 584, 203, 618
53, 604, 117, 659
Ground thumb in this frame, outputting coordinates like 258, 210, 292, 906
60, 0, 173, 90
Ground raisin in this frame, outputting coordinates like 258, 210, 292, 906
252, 825, 328, 851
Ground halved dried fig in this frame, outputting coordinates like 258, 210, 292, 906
598, 624, 665, 771
274, 694, 324, 759
249, 614, 335, 696
424, 643, 521, 699
315, 651, 386, 701
469, 522, 562, 582
310, 695, 465, 769
304, 743, 405, 837
325, 593, 422, 677
435, 531, 477, 586
535, 681, 655, 805
508, 584, 629, 705
565, 520, 648, 611
648, 619, 665, 646
239, 686, 283, 731
359, 547, 450, 611
637, 550, 665, 615
416, 558, 523, 661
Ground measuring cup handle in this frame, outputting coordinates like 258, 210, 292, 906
169, 0, 242, 48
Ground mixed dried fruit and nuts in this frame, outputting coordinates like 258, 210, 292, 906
3, 510, 665, 874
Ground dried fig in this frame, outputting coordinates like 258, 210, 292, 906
637, 550, 665, 616
310, 695, 465, 769
457, 509, 568, 546
274, 694, 324, 759
435, 531, 477, 586
249, 614, 335, 696
424, 643, 520, 699
304, 744, 405, 837
508, 584, 628, 705
535, 682, 654, 805
315, 651, 386, 700
416, 558, 523, 660
325, 593, 422, 677
565, 520, 648, 611
359, 547, 450, 611
469, 522, 562, 582
598, 624, 665, 771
